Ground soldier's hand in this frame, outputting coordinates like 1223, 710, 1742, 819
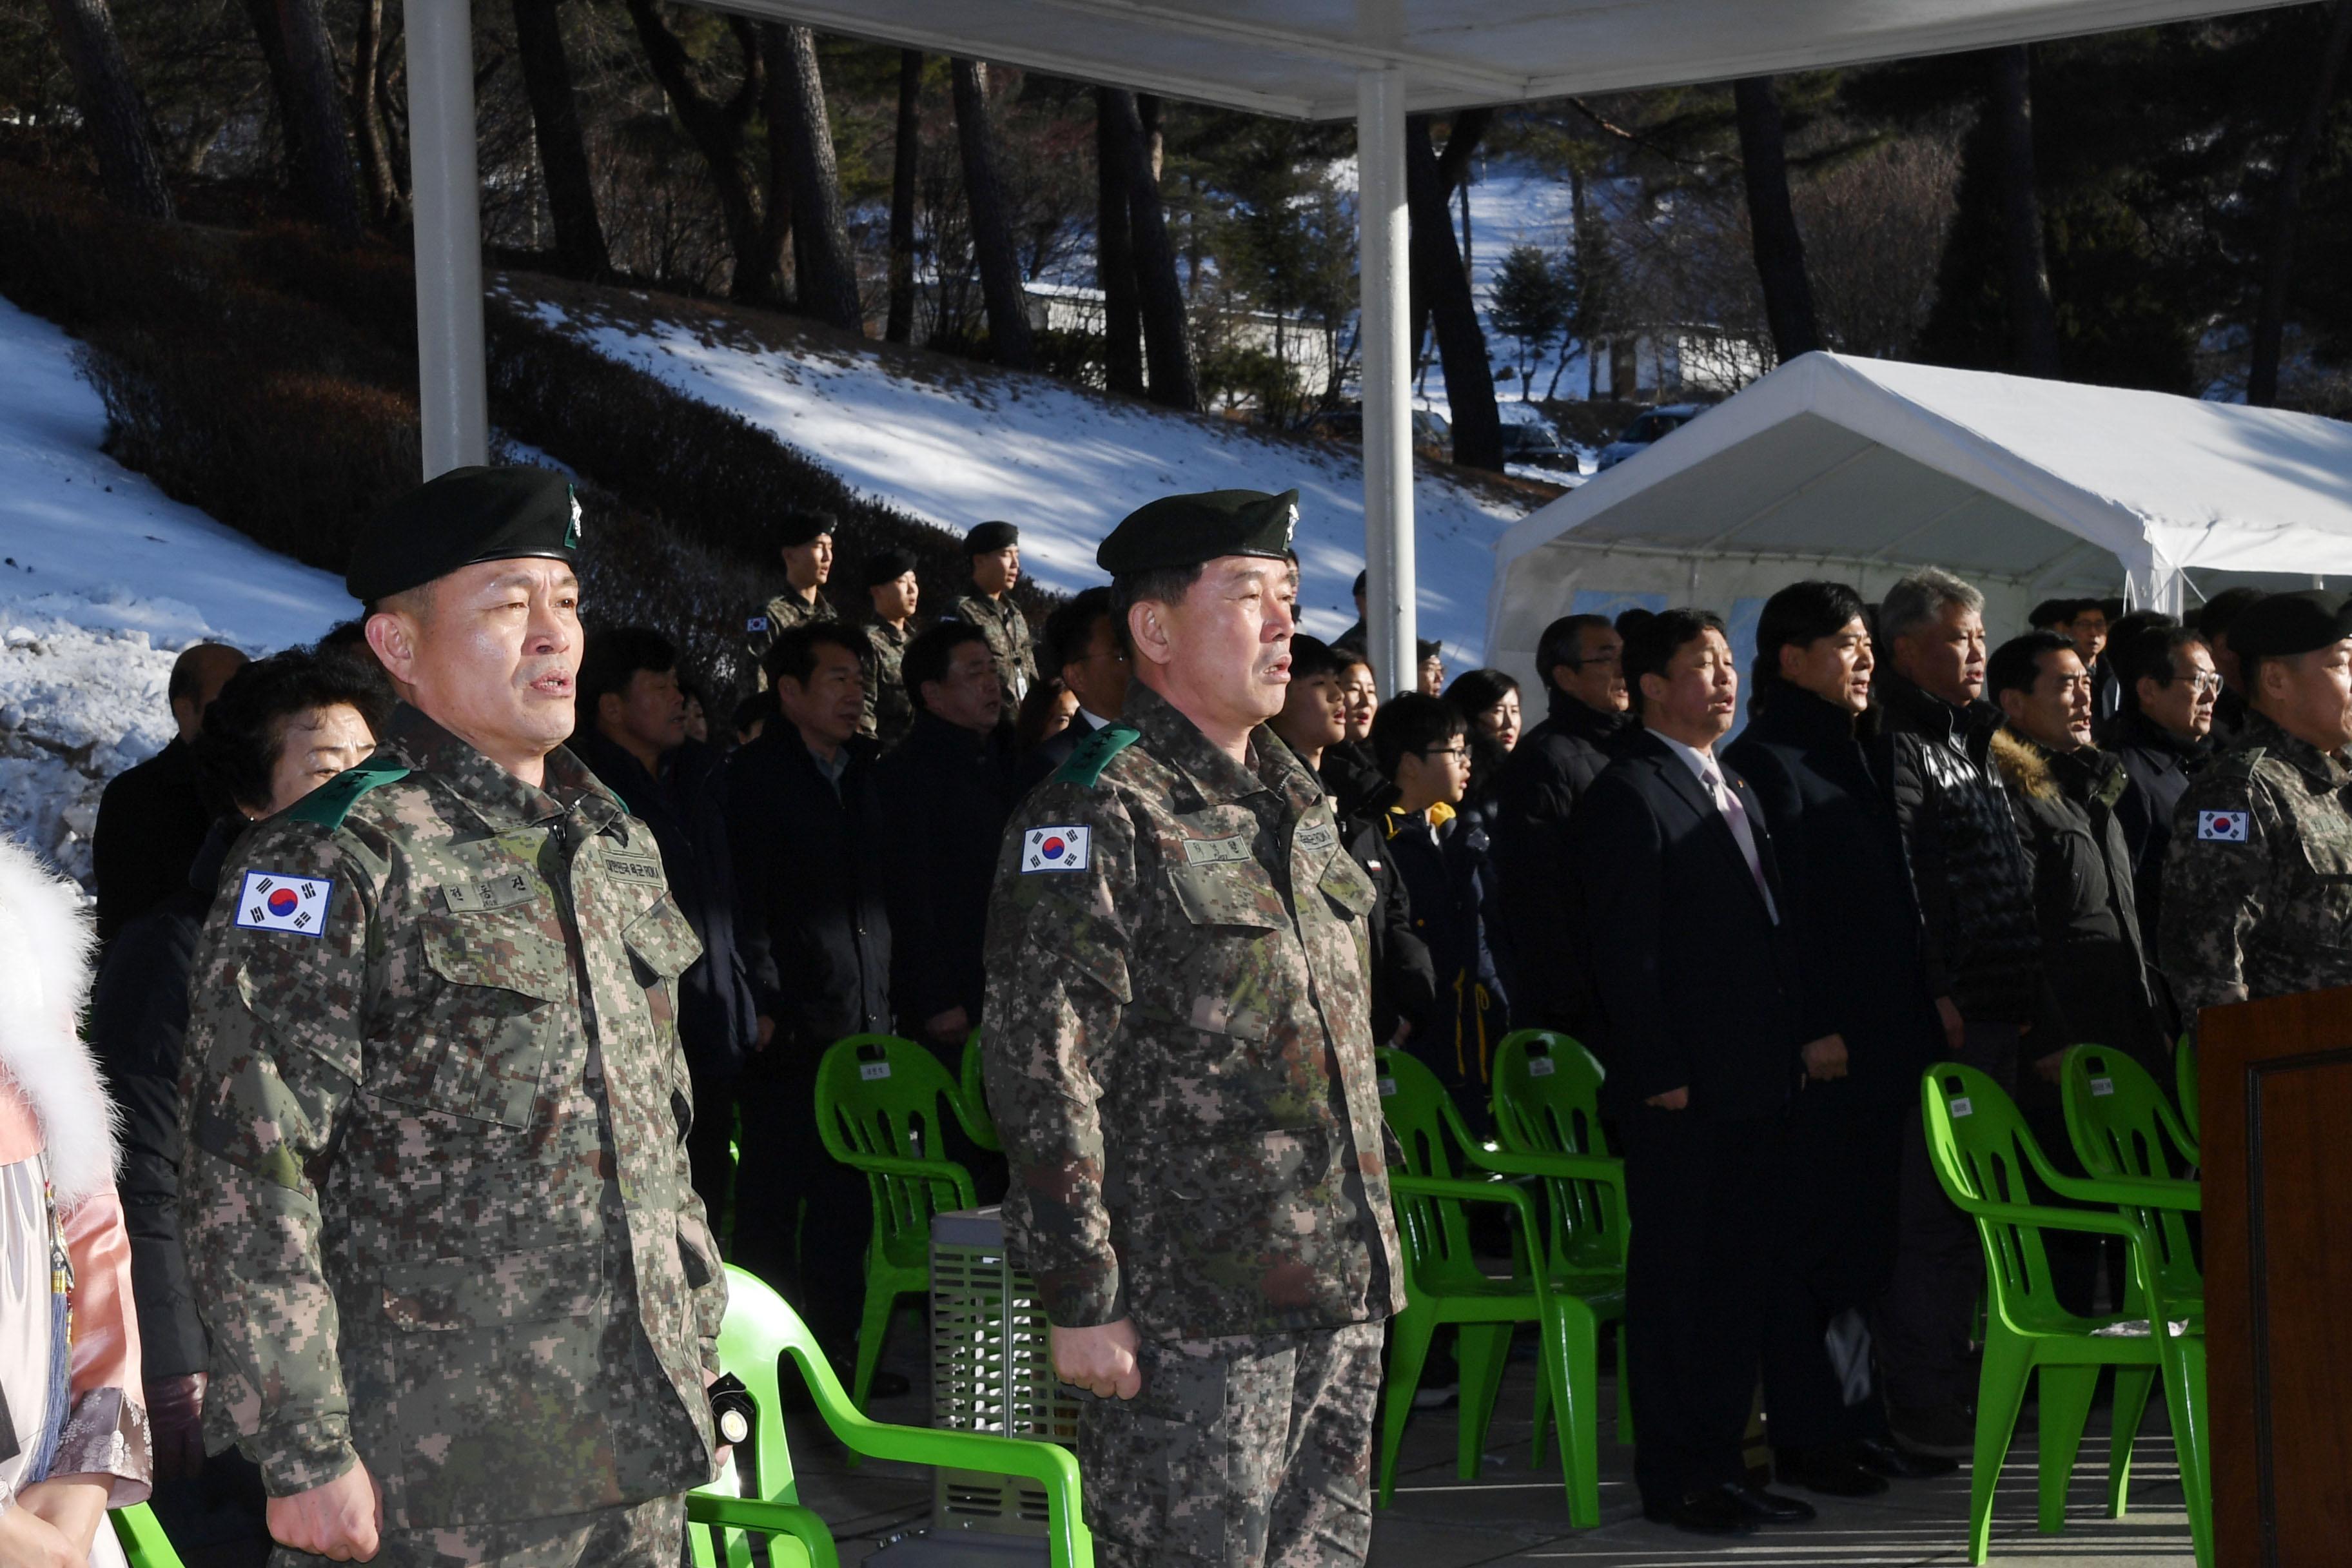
1643, 1086, 1690, 1110
1800, 1034, 1849, 1082
1935, 996, 1965, 1055
925, 1006, 972, 1044
756, 1015, 776, 1052
267, 1459, 382, 1562
1051, 1318, 1142, 1400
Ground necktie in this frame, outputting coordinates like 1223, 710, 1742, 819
1703, 764, 1778, 923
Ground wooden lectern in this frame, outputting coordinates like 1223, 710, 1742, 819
2200, 985, 2352, 1567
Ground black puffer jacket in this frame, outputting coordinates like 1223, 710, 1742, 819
1876, 673, 2044, 1025
1490, 687, 1633, 1031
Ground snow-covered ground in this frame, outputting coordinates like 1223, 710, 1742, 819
0, 294, 355, 882
504, 284, 1531, 662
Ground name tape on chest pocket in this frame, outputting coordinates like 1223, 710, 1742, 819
1182, 834, 1252, 867
441, 872, 536, 914
233, 870, 333, 937
1022, 825, 1090, 872
1296, 822, 1338, 854
2198, 810, 2250, 843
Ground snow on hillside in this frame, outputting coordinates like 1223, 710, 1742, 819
0, 294, 356, 883
502, 283, 1534, 662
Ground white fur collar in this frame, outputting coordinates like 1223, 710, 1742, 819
0, 838, 120, 1209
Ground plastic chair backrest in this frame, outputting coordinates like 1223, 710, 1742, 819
712, 1264, 811, 1505
1377, 1047, 1489, 1281
959, 1027, 1003, 1152
2059, 1045, 2201, 1302
815, 1034, 978, 1253
1489, 1030, 1624, 1272
1920, 1063, 2070, 1326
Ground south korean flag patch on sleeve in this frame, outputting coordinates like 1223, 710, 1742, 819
233, 870, 334, 936
1021, 825, 1090, 873
2197, 809, 2250, 843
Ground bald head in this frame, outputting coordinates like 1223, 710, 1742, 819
169, 642, 249, 743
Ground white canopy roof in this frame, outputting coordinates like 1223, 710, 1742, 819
1485, 351, 2352, 690
726, 0, 2297, 117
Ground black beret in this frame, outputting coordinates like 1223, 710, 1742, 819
863, 547, 919, 587
2229, 590, 2352, 663
346, 466, 578, 603
776, 510, 837, 549
1097, 489, 1299, 576
965, 520, 1020, 555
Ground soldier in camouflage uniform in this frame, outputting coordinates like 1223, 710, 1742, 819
743, 510, 839, 686
859, 547, 921, 749
2162, 591, 2352, 1024
982, 488, 1403, 1568
954, 520, 1037, 703
179, 466, 727, 1567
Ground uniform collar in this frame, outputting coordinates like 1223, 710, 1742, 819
2239, 708, 2351, 786
378, 703, 627, 837
1124, 681, 1300, 808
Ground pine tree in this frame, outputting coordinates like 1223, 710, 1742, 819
1489, 244, 1570, 400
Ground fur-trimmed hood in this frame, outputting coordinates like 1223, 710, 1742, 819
0, 837, 121, 1210
1991, 727, 2130, 809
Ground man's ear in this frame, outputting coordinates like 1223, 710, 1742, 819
364, 609, 418, 688
1128, 602, 1174, 669
595, 689, 625, 730
1997, 687, 2028, 725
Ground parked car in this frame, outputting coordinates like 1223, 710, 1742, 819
1498, 419, 1580, 473
1594, 402, 1704, 471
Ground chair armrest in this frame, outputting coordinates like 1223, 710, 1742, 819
1464, 1146, 1625, 1193
686, 1494, 843, 1568
112, 1505, 187, 1568
1389, 1173, 1544, 1243
2044, 1169, 2202, 1213
828, 1150, 979, 1209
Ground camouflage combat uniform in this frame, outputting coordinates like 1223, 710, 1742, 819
179, 704, 725, 1567
744, 588, 838, 688
862, 620, 916, 749
981, 682, 1404, 1568
955, 592, 1037, 703
2161, 708, 2352, 1026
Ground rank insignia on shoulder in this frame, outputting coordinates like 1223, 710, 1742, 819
2198, 809, 2250, 842
232, 870, 333, 936
1022, 825, 1090, 872
746, 615, 769, 633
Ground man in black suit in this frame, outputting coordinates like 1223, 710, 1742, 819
1567, 607, 1820, 1536
1725, 583, 1954, 1494
1492, 612, 1632, 1033
1017, 587, 1130, 794
93, 641, 247, 942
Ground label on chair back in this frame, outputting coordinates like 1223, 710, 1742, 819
2090, 1077, 2115, 1097
859, 1061, 892, 1081
1527, 1057, 1556, 1077
1378, 1077, 1396, 1098
1949, 1096, 1974, 1117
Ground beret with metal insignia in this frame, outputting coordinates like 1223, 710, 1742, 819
965, 520, 1020, 555
775, 509, 837, 549
1096, 488, 1300, 576
2228, 589, 2352, 663
346, 465, 580, 603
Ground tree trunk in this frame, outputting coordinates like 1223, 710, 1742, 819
1095, 86, 1144, 396
625, 1, 773, 300
1108, 90, 1197, 409
242, 0, 362, 234
1732, 75, 1821, 364
1988, 45, 2062, 377
765, 24, 861, 331
1407, 112, 1502, 471
512, 0, 609, 277
2250, 1, 2352, 406
885, 49, 921, 344
1407, 110, 1487, 402
350, 0, 403, 226
951, 59, 1034, 371
43, 0, 172, 219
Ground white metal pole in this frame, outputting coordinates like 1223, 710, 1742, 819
1356, 66, 1416, 698
406, 0, 489, 478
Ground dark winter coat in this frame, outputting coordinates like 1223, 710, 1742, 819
726, 728, 893, 1057
1380, 801, 1512, 1129
1489, 686, 1633, 1032
874, 711, 1019, 1030
575, 732, 761, 1085
2111, 710, 2208, 950
1989, 730, 2168, 1071
1343, 811, 1438, 1047
88, 816, 235, 1381
1016, 709, 1112, 801
1725, 685, 1943, 1108
1318, 740, 1388, 821
93, 736, 223, 945
1568, 729, 1803, 1120
1875, 672, 2046, 1026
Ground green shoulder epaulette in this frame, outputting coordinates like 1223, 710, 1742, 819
1054, 722, 1142, 789
286, 760, 412, 829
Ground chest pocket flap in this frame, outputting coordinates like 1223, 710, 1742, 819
1317, 852, 1378, 919
1166, 860, 1286, 930
408, 912, 571, 1128
622, 895, 705, 984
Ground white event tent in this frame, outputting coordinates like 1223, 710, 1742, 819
393, 0, 2302, 694
1486, 351, 2352, 695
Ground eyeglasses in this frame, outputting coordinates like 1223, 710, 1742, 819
2177, 673, 2224, 695
1423, 744, 1471, 761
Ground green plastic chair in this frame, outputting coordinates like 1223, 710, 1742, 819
1922, 1063, 2210, 1567
1487, 1030, 1631, 1458
691, 1264, 1092, 1568
812, 1034, 988, 1413
2174, 1030, 2200, 1149
2059, 1044, 2202, 1289
958, 1026, 1003, 1153
113, 1504, 185, 1567
1375, 1047, 1612, 1527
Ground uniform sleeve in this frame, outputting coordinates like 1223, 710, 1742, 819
179, 821, 377, 1497
1566, 772, 1689, 1101
979, 785, 1133, 1328
2160, 772, 2271, 1029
